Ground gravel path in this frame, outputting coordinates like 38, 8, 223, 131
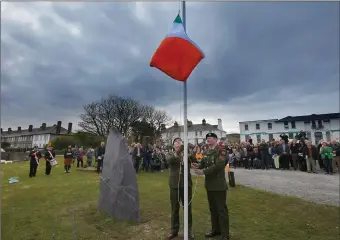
227, 168, 339, 206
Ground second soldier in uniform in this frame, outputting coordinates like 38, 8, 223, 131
192, 133, 230, 240
167, 137, 195, 239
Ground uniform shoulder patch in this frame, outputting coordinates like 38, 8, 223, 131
219, 147, 226, 155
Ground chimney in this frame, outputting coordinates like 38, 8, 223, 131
202, 119, 206, 125
18, 127, 21, 132
28, 125, 33, 132
56, 121, 62, 134
41, 123, 46, 130
67, 122, 72, 134
217, 118, 223, 131
8, 128, 11, 133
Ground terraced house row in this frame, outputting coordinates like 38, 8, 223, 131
239, 113, 340, 144
1, 121, 73, 149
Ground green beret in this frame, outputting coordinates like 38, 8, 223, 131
206, 133, 217, 139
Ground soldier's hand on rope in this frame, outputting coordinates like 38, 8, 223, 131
193, 168, 204, 175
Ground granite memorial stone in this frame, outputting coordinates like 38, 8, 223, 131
98, 128, 140, 221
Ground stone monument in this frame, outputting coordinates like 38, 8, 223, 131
98, 128, 140, 221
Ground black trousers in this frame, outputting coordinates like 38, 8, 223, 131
97, 159, 103, 173
261, 152, 269, 169
324, 156, 333, 174
45, 161, 52, 175
77, 158, 83, 168
291, 153, 299, 170
64, 164, 71, 172
134, 157, 141, 173
279, 154, 290, 169
318, 154, 325, 169
29, 161, 38, 177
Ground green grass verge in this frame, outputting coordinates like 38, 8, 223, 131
2, 157, 339, 240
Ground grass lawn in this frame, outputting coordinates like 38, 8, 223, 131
2, 157, 339, 240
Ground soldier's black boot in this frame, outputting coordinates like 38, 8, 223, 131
205, 231, 221, 238
167, 232, 178, 239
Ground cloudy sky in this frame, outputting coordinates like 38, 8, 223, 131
1, 2, 339, 133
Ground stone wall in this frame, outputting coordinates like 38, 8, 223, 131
1, 152, 28, 161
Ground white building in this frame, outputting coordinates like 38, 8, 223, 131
239, 113, 340, 144
161, 118, 227, 145
1, 121, 72, 149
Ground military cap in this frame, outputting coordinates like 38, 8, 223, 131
206, 132, 217, 139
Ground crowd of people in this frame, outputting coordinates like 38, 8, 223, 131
128, 134, 340, 176
28, 133, 339, 178
226, 136, 339, 175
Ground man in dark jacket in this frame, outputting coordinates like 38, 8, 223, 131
29, 146, 42, 178
290, 140, 300, 170
44, 146, 56, 176
259, 139, 269, 170
132, 143, 143, 173
279, 139, 290, 170
96, 142, 106, 173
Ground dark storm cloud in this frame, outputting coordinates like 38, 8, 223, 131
185, 2, 339, 101
1, 2, 339, 128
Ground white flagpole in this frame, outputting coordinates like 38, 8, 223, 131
182, 1, 189, 240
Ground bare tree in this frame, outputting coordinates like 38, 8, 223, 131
78, 102, 108, 137
79, 95, 146, 137
140, 105, 155, 123
79, 94, 173, 138
153, 110, 173, 131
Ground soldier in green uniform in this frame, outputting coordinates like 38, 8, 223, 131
167, 137, 195, 240
192, 133, 230, 240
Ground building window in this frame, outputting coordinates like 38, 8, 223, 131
288, 133, 294, 139
256, 134, 261, 143
245, 134, 249, 141
291, 121, 296, 129
44, 135, 48, 141
314, 132, 323, 145
199, 131, 202, 136
326, 131, 331, 142
311, 120, 316, 128
244, 124, 248, 131
306, 131, 311, 140
317, 120, 323, 128
268, 133, 273, 141
267, 123, 272, 130
256, 124, 260, 130
195, 131, 198, 136
284, 121, 289, 129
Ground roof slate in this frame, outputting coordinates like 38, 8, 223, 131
276, 113, 340, 122
1, 126, 68, 137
